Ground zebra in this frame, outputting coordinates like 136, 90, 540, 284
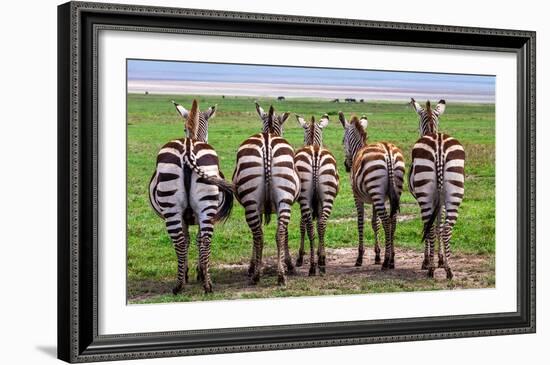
339, 112, 405, 269
232, 102, 300, 286
409, 98, 465, 279
149, 99, 234, 294
294, 114, 339, 275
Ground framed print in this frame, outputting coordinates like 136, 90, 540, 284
57, 1, 536, 362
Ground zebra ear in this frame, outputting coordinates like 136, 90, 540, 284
338, 111, 347, 128
204, 105, 217, 120
279, 112, 291, 125
435, 100, 446, 115
172, 100, 189, 119
296, 115, 308, 128
255, 101, 266, 119
359, 115, 368, 129
410, 98, 423, 114
319, 114, 329, 129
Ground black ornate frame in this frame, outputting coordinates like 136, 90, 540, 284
57, 1, 536, 362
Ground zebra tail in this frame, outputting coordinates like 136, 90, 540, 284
148, 170, 164, 219
214, 182, 234, 223
182, 155, 235, 223
421, 192, 440, 242
421, 159, 444, 242
311, 156, 320, 220
263, 139, 273, 225
386, 154, 400, 217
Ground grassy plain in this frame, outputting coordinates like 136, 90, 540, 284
127, 94, 495, 303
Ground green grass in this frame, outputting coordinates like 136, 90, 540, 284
127, 94, 495, 302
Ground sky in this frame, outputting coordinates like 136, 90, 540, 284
127, 59, 495, 103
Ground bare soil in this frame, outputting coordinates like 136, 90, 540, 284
128, 247, 494, 304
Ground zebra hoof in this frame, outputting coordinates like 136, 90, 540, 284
196, 267, 205, 282
308, 266, 316, 276
319, 267, 326, 276
247, 264, 255, 277
427, 268, 435, 278
277, 275, 287, 286
374, 257, 382, 265
438, 260, 445, 268
446, 269, 454, 280
286, 264, 296, 275
355, 258, 363, 267
295, 256, 304, 267
203, 284, 213, 294
249, 274, 260, 285
172, 284, 183, 295
421, 261, 430, 270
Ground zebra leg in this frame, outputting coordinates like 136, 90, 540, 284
195, 231, 205, 283
244, 206, 263, 282
168, 219, 190, 295
389, 213, 397, 269
198, 232, 213, 293
427, 225, 437, 278
371, 206, 382, 264
249, 224, 264, 284
421, 228, 430, 269
441, 221, 455, 279
296, 216, 306, 267
276, 207, 292, 286
301, 209, 316, 276
317, 211, 330, 276
438, 206, 446, 268
380, 213, 393, 270
283, 227, 295, 275
354, 198, 365, 267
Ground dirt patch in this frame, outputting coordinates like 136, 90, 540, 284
128, 247, 494, 303
332, 213, 416, 224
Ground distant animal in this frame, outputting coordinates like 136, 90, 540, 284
149, 99, 233, 294
277, 96, 285, 101
232, 102, 299, 286
345, 98, 357, 103
332, 98, 340, 103
145, 91, 149, 95
294, 114, 339, 275
408, 98, 465, 279
340, 112, 405, 269
359, 99, 364, 103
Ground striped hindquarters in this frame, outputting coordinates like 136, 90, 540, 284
351, 142, 405, 215
409, 133, 465, 234
295, 145, 339, 219
233, 132, 299, 224
149, 138, 232, 224
149, 139, 185, 219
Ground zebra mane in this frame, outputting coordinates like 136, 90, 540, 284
422, 99, 438, 135
266, 105, 276, 134
186, 99, 200, 139
350, 115, 368, 142
308, 116, 317, 146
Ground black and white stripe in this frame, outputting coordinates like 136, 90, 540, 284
410, 98, 446, 136
172, 100, 216, 143
149, 100, 233, 294
408, 99, 465, 279
294, 114, 339, 275
340, 112, 405, 269
232, 102, 300, 286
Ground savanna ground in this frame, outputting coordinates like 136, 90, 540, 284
127, 94, 495, 304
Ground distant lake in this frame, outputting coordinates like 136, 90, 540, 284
127, 60, 495, 103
